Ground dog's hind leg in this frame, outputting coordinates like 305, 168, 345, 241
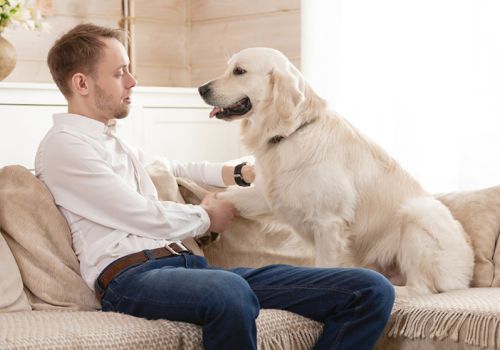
397, 197, 474, 295
396, 222, 437, 296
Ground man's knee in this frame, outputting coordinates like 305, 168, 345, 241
356, 268, 395, 314
204, 271, 260, 319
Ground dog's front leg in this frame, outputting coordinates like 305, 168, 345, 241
217, 186, 272, 219
312, 218, 355, 268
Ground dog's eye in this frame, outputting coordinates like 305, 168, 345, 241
233, 67, 247, 76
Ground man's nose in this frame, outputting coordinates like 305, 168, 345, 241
126, 71, 137, 88
129, 74, 138, 88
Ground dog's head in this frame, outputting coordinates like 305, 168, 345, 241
198, 47, 307, 130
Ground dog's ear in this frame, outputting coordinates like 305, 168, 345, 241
268, 67, 305, 122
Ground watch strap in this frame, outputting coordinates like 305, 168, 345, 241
234, 162, 251, 187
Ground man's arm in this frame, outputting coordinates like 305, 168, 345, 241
38, 132, 214, 240
142, 150, 255, 188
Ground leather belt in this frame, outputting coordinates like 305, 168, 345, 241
95, 242, 191, 302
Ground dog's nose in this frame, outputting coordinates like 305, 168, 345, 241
198, 83, 211, 98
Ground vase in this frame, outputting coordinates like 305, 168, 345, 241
0, 34, 17, 81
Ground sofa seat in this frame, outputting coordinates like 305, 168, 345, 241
2, 288, 500, 349
0, 309, 322, 350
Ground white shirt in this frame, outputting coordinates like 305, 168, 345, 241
35, 113, 225, 290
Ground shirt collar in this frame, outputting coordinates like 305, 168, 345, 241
52, 113, 118, 138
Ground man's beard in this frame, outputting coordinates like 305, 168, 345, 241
94, 84, 130, 119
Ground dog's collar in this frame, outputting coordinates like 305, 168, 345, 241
268, 120, 316, 145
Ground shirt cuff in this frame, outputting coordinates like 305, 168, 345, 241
194, 205, 211, 235
204, 162, 226, 187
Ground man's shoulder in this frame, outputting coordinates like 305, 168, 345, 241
36, 127, 97, 169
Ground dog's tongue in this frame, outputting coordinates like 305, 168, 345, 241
209, 107, 221, 119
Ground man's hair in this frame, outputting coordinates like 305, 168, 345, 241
47, 23, 124, 97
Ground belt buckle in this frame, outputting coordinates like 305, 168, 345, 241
165, 243, 181, 255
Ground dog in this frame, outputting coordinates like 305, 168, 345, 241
198, 47, 474, 296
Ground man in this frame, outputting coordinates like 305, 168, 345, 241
36, 23, 395, 350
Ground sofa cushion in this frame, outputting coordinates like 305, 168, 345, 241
0, 165, 99, 310
0, 309, 322, 350
0, 233, 31, 312
437, 186, 500, 287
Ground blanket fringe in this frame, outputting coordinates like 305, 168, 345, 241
388, 307, 500, 348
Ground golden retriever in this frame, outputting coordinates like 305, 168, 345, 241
198, 47, 474, 296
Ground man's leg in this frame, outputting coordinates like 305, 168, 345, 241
100, 253, 260, 350
231, 265, 395, 350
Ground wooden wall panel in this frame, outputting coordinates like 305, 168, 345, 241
135, 65, 189, 87
1, 0, 300, 87
48, 0, 122, 17
191, 0, 299, 21
133, 0, 189, 86
135, 0, 186, 23
133, 22, 188, 84
2, 16, 120, 84
190, 11, 300, 86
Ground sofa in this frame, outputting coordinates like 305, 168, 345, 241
1, 164, 500, 349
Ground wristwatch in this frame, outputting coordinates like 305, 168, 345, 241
234, 162, 251, 187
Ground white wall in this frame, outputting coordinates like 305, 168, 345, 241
0, 83, 246, 170
302, 0, 500, 193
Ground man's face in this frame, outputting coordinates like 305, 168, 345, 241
88, 38, 137, 123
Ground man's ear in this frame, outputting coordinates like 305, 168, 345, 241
70, 73, 89, 96
268, 67, 305, 122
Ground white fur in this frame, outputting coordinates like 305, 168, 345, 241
204, 47, 474, 295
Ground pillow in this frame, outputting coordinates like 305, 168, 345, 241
437, 186, 500, 287
0, 165, 99, 310
0, 232, 31, 312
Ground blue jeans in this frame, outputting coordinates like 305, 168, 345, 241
98, 252, 394, 350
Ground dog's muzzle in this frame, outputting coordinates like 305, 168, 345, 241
198, 83, 253, 120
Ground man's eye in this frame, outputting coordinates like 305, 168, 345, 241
233, 67, 247, 75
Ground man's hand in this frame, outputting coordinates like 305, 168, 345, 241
200, 193, 237, 233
